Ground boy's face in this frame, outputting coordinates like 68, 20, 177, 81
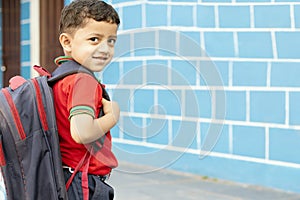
61, 19, 118, 72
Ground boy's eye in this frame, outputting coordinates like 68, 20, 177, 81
90, 37, 99, 42
108, 38, 116, 46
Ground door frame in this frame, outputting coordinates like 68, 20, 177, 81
40, 0, 64, 73
2, 0, 21, 87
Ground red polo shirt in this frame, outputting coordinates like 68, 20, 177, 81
52, 72, 118, 175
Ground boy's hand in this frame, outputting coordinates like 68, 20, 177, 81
102, 98, 120, 124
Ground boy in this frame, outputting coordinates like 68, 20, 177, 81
52, 0, 120, 199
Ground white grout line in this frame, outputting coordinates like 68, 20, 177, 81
250, 5, 255, 28
286, 91, 289, 125
113, 138, 300, 169
168, 119, 172, 145
229, 124, 233, 154
119, 111, 300, 131
266, 62, 271, 87
291, 4, 295, 29
246, 90, 250, 122
265, 127, 269, 160
214, 6, 219, 28
112, 55, 300, 63
233, 32, 239, 58
271, 31, 278, 59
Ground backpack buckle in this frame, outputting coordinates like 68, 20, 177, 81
62, 166, 74, 174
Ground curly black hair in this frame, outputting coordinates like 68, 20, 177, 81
59, 0, 120, 34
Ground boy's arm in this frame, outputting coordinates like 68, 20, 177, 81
70, 99, 120, 144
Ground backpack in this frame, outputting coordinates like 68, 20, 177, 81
0, 73, 68, 200
0, 60, 113, 200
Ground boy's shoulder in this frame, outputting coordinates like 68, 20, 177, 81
49, 59, 97, 84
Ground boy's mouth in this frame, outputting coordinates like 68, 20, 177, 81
93, 56, 109, 61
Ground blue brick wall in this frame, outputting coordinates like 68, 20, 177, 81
20, 0, 31, 79
219, 6, 250, 28
0, 0, 288, 194
104, 0, 300, 194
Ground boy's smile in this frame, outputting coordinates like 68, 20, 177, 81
61, 19, 118, 72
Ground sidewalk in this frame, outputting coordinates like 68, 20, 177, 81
108, 162, 300, 200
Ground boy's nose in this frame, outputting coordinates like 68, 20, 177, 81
97, 41, 110, 53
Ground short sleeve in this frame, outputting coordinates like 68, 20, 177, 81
66, 73, 102, 114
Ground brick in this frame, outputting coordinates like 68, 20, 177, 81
21, 66, 30, 80
110, 124, 120, 138
269, 128, 300, 164
172, 120, 198, 148
250, 91, 285, 124
236, 0, 271, 2
21, 44, 30, 62
158, 29, 177, 56
179, 31, 201, 57
200, 61, 229, 86
219, 6, 250, 28
123, 5, 142, 30
232, 125, 265, 158
146, 60, 169, 85
225, 91, 246, 121
171, 60, 197, 85
294, 5, 300, 28
146, 118, 169, 145
133, 89, 154, 113
215, 61, 229, 86
185, 89, 201, 118
123, 116, 144, 141
197, 5, 215, 28
114, 34, 131, 58
202, 0, 231, 2
201, 123, 229, 153
21, 2, 30, 20
233, 61, 268, 86
238, 32, 273, 58
171, 5, 193, 26
271, 62, 300, 87
146, 4, 168, 27
172, 0, 197, 2
204, 32, 235, 57
289, 92, 300, 125
274, 0, 300, 3
122, 61, 143, 85
21, 23, 30, 41
134, 31, 156, 56
112, 89, 131, 112
103, 62, 120, 84
191, 90, 211, 118
254, 5, 291, 28
276, 32, 300, 59
215, 90, 227, 120
158, 90, 182, 116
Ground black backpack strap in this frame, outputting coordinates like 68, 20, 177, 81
48, 60, 96, 84
48, 60, 110, 102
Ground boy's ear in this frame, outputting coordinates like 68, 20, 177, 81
59, 33, 72, 53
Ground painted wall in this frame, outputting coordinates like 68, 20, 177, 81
20, 0, 31, 78
100, 0, 300, 194
11, 0, 300, 194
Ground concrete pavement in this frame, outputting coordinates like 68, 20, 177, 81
108, 162, 300, 200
